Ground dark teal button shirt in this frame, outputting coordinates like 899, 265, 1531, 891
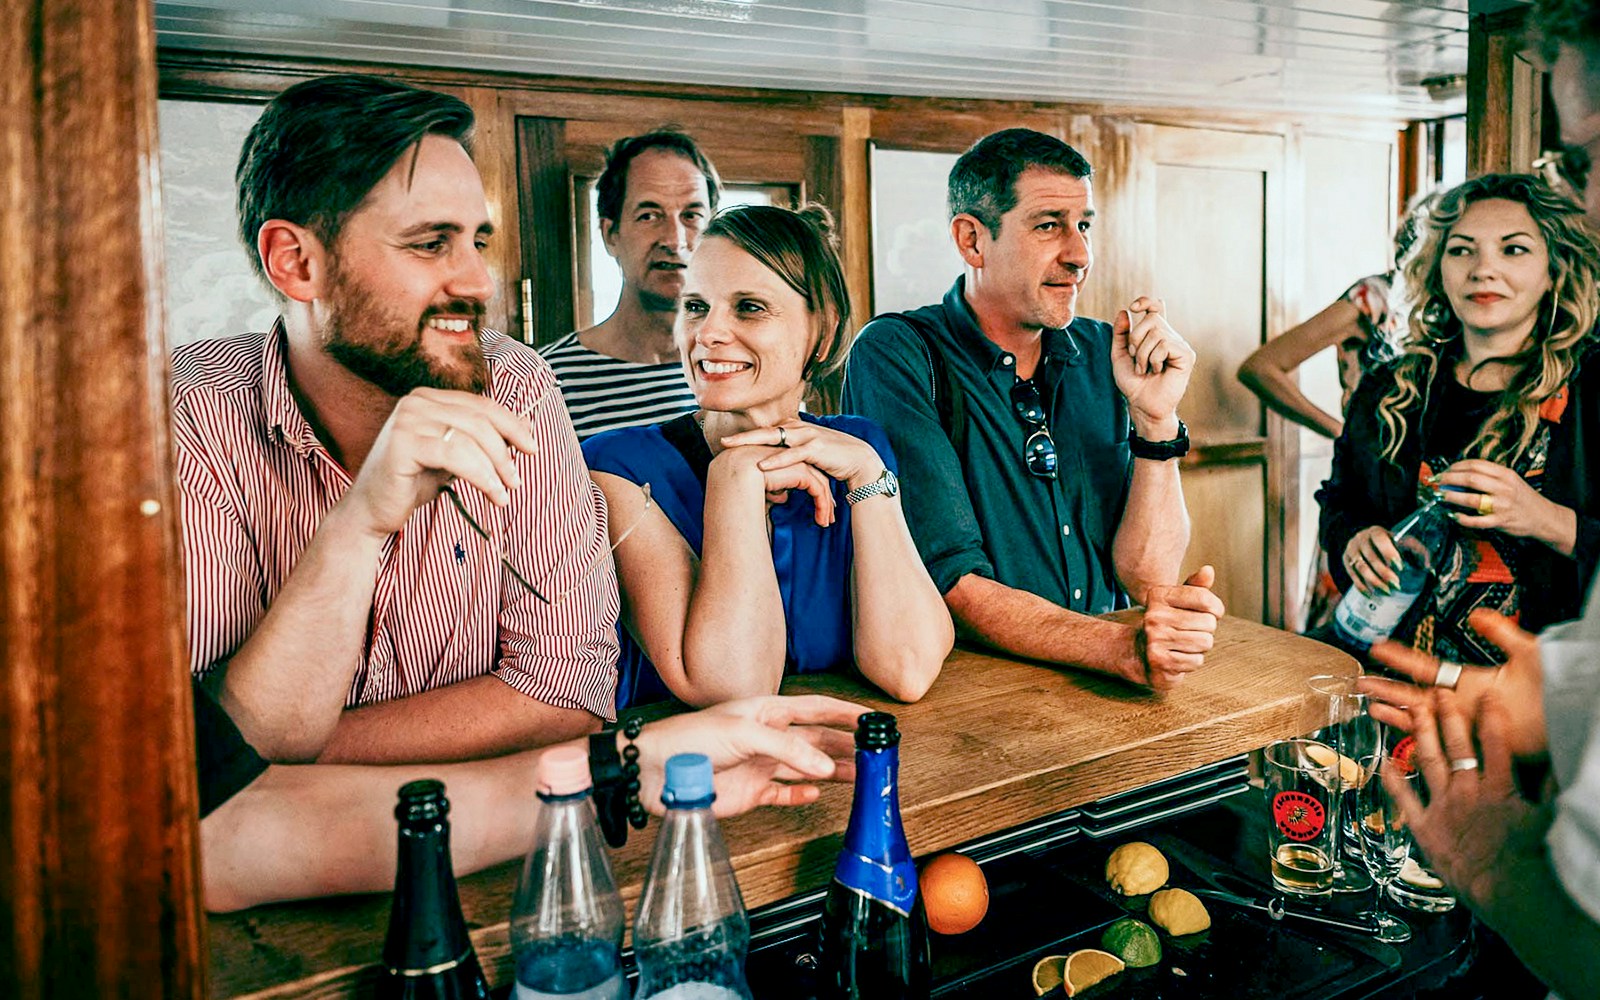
841, 278, 1132, 614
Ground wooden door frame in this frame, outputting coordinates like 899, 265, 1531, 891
2, 1, 205, 996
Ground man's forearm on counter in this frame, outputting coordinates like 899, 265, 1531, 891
316, 673, 603, 765
945, 573, 1140, 683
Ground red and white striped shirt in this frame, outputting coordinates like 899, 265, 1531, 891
171, 323, 620, 721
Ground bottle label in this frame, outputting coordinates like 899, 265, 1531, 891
833, 852, 918, 917
1333, 585, 1420, 645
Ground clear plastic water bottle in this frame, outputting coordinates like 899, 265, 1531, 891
1331, 491, 1455, 651
633, 754, 754, 1000
509, 746, 626, 1000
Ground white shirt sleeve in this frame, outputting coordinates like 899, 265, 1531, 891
1541, 580, 1600, 925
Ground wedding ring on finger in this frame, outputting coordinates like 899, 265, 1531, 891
1433, 660, 1463, 691
440, 426, 457, 445
1477, 494, 1495, 516
776, 426, 789, 448
1449, 757, 1480, 773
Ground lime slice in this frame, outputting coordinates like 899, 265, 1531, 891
1101, 917, 1162, 968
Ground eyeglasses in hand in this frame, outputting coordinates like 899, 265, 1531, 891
442, 480, 654, 606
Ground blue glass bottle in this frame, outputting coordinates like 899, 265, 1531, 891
817, 712, 931, 999
1332, 491, 1456, 650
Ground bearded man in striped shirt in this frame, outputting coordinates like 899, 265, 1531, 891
172, 74, 619, 765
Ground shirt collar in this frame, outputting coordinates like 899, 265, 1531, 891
260, 318, 324, 456
941, 277, 1085, 376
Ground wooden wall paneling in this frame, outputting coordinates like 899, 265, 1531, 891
1139, 125, 1285, 624
466, 87, 521, 340
1467, 8, 1534, 176
515, 116, 576, 347
3, 1, 204, 997
840, 106, 874, 327
1179, 464, 1269, 623
805, 134, 846, 412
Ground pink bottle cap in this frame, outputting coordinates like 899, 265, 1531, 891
537, 745, 592, 797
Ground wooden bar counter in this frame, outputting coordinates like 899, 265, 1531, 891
210, 615, 1357, 998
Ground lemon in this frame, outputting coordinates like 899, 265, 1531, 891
1063, 949, 1126, 995
1148, 888, 1211, 936
1031, 954, 1067, 996
1105, 841, 1169, 895
1100, 917, 1162, 968
1303, 742, 1365, 788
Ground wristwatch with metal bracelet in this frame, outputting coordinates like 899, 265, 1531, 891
845, 467, 900, 506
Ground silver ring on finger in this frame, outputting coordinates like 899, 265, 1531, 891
440, 426, 456, 445
1448, 757, 1479, 773
776, 425, 789, 448
1434, 660, 1463, 690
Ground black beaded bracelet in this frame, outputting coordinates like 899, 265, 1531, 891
589, 717, 647, 848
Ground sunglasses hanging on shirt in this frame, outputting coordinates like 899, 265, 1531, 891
1009, 378, 1058, 480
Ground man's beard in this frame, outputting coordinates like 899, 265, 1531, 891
321, 264, 490, 397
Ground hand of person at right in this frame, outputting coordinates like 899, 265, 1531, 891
1135, 565, 1225, 690
1342, 525, 1405, 595
1361, 608, 1548, 759
339, 388, 536, 538
1386, 688, 1551, 909
633, 694, 867, 818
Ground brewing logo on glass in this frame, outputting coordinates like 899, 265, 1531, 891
1391, 735, 1418, 776
1272, 790, 1326, 842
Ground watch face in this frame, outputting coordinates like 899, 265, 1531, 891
883, 471, 900, 496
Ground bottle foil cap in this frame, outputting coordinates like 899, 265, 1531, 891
537, 745, 592, 797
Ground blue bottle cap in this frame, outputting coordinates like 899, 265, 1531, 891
661, 753, 715, 807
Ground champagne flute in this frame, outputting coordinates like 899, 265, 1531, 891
1305, 675, 1373, 893
1356, 738, 1417, 944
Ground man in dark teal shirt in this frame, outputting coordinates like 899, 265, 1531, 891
842, 128, 1223, 690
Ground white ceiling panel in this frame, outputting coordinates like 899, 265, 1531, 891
154, 0, 1470, 120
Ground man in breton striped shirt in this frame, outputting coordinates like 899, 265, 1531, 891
172, 75, 620, 765
540, 129, 720, 439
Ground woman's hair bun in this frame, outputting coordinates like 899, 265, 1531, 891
795, 202, 839, 248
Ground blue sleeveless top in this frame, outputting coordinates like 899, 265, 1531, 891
583, 412, 898, 709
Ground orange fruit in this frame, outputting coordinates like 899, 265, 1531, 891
919, 852, 989, 935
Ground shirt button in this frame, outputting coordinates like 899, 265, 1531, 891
1062, 525, 1072, 537
1001, 354, 1014, 367
1073, 588, 1083, 601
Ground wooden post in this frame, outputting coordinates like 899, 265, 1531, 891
1, 1, 204, 996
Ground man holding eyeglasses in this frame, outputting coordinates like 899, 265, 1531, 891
842, 128, 1223, 691
172, 75, 619, 766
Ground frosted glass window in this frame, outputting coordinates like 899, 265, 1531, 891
869, 146, 963, 315
158, 99, 279, 346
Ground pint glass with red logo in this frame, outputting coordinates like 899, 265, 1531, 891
1263, 739, 1338, 897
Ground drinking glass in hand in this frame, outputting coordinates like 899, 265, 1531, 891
1356, 746, 1417, 944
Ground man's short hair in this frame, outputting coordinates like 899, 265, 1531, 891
948, 128, 1094, 236
1533, 0, 1600, 64
236, 74, 475, 282
594, 127, 722, 231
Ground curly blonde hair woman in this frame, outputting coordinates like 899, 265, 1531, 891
1317, 173, 1600, 664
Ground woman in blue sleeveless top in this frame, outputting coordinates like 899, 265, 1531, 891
583, 205, 952, 709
